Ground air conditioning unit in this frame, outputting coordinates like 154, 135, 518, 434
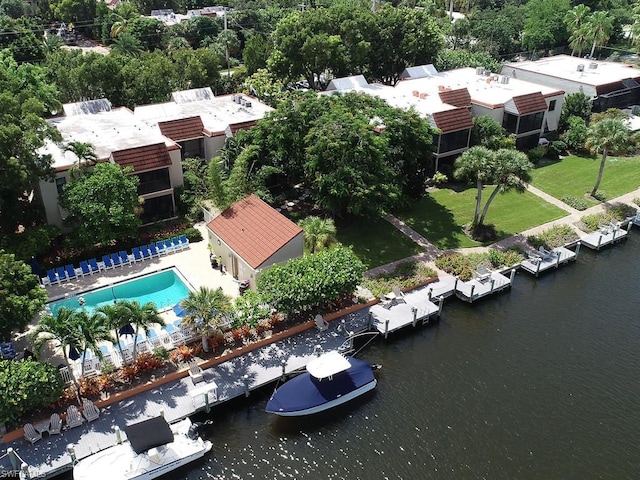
589, 62, 598, 69
476, 67, 484, 75
245, 101, 252, 107
577, 64, 585, 72
500, 76, 510, 84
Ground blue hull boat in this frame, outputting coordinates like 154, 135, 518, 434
266, 352, 377, 416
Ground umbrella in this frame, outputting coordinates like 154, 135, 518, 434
68, 345, 80, 361
172, 303, 187, 317
118, 324, 135, 336
29, 256, 42, 277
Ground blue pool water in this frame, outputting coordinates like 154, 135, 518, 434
48, 269, 190, 315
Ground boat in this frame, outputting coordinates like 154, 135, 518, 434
265, 351, 378, 416
73, 416, 212, 480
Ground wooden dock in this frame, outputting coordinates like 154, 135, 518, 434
454, 270, 515, 303
520, 245, 579, 276
581, 222, 631, 250
369, 286, 443, 338
424, 275, 457, 300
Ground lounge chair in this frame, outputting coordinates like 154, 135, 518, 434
23, 423, 42, 444
56, 266, 68, 282
110, 253, 122, 267
119, 251, 131, 265
179, 234, 190, 249
80, 260, 93, 276
475, 266, 491, 282
102, 255, 114, 270
47, 269, 59, 285
392, 287, 406, 303
88, 258, 101, 272
66, 405, 84, 428
49, 413, 62, 435
164, 239, 176, 253
141, 245, 151, 259
149, 243, 160, 258
314, 314, 329, 331
132, 247, 143, 262
65, 264, 77, 279
188, 361, 204, 384
155, 241, 167, 255
171, 237, 183, 250
81, 399, 100, 422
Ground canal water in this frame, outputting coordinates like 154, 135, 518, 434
181, 234, 640, 479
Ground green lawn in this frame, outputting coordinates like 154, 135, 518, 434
530, 154, 640, 205
397, 188, 567, 249
336, 216, 424, 269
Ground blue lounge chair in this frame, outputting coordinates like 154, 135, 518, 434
80, 261, 92, 276
102, 255, 113, 270
163, 239, 176, 253
132, 247, 143, 262
171, 237, 183, 250
155, 241, 167, 255
179, 234, 190, 248
88, 258, 101, 272
119, 251, 131, 265
55, 266, 67, 282
65, 264, 77, 279
47, 269, 59, 285
141, 245, 151, 259
111, 253, 122, 267
149, 243, 160, 257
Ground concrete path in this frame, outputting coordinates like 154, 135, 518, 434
365, 185, 640, 278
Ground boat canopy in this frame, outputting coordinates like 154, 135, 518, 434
306, 351, 351, 379
125, 416, 174, 454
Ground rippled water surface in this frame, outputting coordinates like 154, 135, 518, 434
174, 234, 640, 479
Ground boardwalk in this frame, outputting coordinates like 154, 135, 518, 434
520, 245, 579, 276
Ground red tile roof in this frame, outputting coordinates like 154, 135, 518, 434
158, 116, 204, 141
111, 143, 172, 173
438, 88, 471, 107
432, 108, 474, 133
207, 194, 303, 269
511, 93, 548, 115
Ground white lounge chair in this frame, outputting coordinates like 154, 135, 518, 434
314, 314, 329, 331
82, 399, 100, 422
23, 423, 42, 444
49, 413, 62, 435
66, 405, 84, 428
188, 361, 204, 384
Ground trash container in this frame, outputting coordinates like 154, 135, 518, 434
239, 280, 250, 295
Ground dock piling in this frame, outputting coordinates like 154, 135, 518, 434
411, 307, 418, 327
7, 447, 17, 471
280, 360, 287, 381
21, 463, 30, 480
509, 269, 516, 283
575, 242, 581, 257
114, 426, 122, 444
66, 445, 76, 464
437, 296, 444, 317
384, 318, 389, 339
243, 374, 250, 397
204, 393, 210, 413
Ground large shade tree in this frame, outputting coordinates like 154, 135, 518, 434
585, 117, 630, 197
0, 250, 48, 340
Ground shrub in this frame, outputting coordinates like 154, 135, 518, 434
96, 374, 114, 393
633, 197, 640, 207
153, 346, 170, 361
100, 361, 117, 375
134, 352, 164, 374
577, 207, 631, 231
591, 190, 607, 201
362, 261, 437, 297
563, 115, 587, 150
78, 376, 101, 398
608, 202, 636, 220
435, 250, 523, 280
527, 146, 546, 165
431, 171, 448, 186
169, 345, 195, 364
547, 140, 567, 159
561, 195, 588, 210
232, 290, 271, 329
183, 227, 203, 242
527, 225, 579, 249
119, 364, 139, 383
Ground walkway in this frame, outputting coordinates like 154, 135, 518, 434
366, 185, 640, 278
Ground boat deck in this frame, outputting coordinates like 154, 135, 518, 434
454, 270, 514, 303
520, 246, 578, 276
581, 223, 631, 250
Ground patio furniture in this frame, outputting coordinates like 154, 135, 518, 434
149, 243, 160, 257
23, 423, 42, 444
475, 266, 491, 282
164, 239, 177, 253
171, 237, 183, 250
55, 266, 68, 282
155, 241, 167, 255
141, 245, 151, 259
48, 413, 62, 435
110, 253, 122, 267
132, 247, 143, 262
66, 405, 84, 429
119, 250, 131, 265
102, 255, 114, 270
81, 399, 100, 422
64, 264, 77, 279
88, 258, 101, 272
47, 269, 59, 285
392, 287, 406, 303
80, 260, 93, 276
179, 234, 190, 249
314, 314, 329, 331
188, 361, 204, 384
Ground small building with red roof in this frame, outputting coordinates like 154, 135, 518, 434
206, 194, 304, 288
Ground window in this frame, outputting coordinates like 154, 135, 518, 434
136, 168, 171, 195
55, 177, 66, 196
502, 112, 518, 134
439, 129, 470, 154
517, 111, 544, 134
548, 100, 557, 111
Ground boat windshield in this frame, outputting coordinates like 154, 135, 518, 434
306, 352, 351, 379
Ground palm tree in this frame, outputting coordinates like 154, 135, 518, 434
453, 146, 495, 227
569, 25, 591, 58
116, 300, 164, 361
585, 118, 630, 197
586, 11, 613, 58
30, 307, 83, 383
95, 303, 132, 365
74, 310, 113, 376
298, 216, 337, 254
180, 287, 232, 352
564, 4, 591, 56
65, 141, 97, 179
110, 3, 139, 38
111, 33, 144, 57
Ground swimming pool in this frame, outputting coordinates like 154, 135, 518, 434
48, 269, 191, 316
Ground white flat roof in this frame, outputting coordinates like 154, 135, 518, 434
42, 107, 175, 171
503, 55, 640, 87
134, 94, 274, 135
396, 68, 563, 107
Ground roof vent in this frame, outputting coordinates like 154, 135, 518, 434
577, 64, 585, 72
245, 101, 252, 107
589, 62, 598, 69
475, 67, 484, 75
500, 76, 510, 84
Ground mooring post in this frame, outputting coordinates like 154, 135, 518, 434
159, 409, 164, 418
509, 269, 516, 284
243, 374, 250, 397
384, 319, 389, 339
412, 307, 418, 327
427, 287, 432, 301
7, 447, 17, 471
21, 463, 30, 480
437, 296, 444, 317
67, 445, 76, 463
490, 279, 495, 292
204, 393, 210, 413
597, 234, 602, 250
281, 359, 287, 381
536, 259, 541, 275
114, 426, 122, 444
575, 242, 581, 258
556, 252, 560, 268
469, 284, 475, 302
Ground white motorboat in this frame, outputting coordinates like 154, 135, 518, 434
73, 417, 212, 480
265, 351, 378, 416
